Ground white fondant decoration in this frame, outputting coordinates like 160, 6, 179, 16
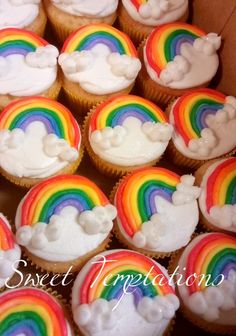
59, 51, 94, 75
74, 299, 122, 333
107, 52, 141, 80
137, 294, 179, 323
139, 0, 170, 20
43, 133, 78, 162
10, 0, 40, 5
0, 129, 25, 152
193, 33, 221, 56
0, 248, 20, 278
78, 205, 117, 235
172, 175, 200, 205
142, 121, 173, 142
160, 55, 190, 85
206, 98, 236, 126
188, 128, 218, 157
90, 126, 127, 150
210, 205, 236, 229
26, 45, 59, 69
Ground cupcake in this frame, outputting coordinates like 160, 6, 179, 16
118, 0, 189, 45
137, 22, 221, 106
15, 174, 117, 273
195, 157, 236, 234
44, 0, 119, 42
84, 94, 173, 177
0, 287, 74, 335
72, 249, 180, 336
167, 89, 236, 169
0, 0, 47, 36
171, 232, 236, 334
0, 213, 21, 290
111, 167, 200, 258
0, 28, 61, 110
58, 24, 141, 113
0, 97, 83, 188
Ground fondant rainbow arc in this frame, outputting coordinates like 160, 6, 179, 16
0, 288, 69, 336
115, 168, 180, 237
62, 24, 137, 56
172, 89, 225, 145
205, 158, 236, 213
185, 233, 236, 294
79, 250, 174, 305
90, 95, 167, 131
0, 97, 80, 148
0, 215, 14, 251
20, 175, 109, 226
0, 28, 47, 57
131, 0, 147, 10
146, 23, 205, 75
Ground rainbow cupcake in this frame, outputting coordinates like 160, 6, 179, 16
58, 24, 141, 112
138, 22, 221, 106
195, 158, 236, 234
72, 249, 179, 336
118, 0, 189, 45
167, 88, 236, 169
111, 167, 200, 257
0, 1, 47, 36
15, 174, 117, 273
84, 94, 173, 177
0, 213, 21, 290
0, 287, 74, 335
0, 97, 83, 188
0, 28, 61, 110
44, 0, 119, 42
171, 233, 236, 334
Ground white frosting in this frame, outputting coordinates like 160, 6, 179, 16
144, 33, 220, 89
198, 159, 236, 232
0, 122, 80, 178
59, 45, 141, 95
15, 203, 115, 262
116, 175, 200, 252
0, 214, 21, 288
0, 0, 40, 29
90, 117, 172, 166
72, 249, 179, 336
170, 96, 236, 160
122, 0, 188, 26
52, 0, 118, 18
0, 45, 58, 96
177, 234, 236, 325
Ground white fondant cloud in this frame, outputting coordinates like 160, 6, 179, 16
0, 129, 25, 152
90, 126, 127, 150
78, 204, 117, 235
193, 33, 221, 56
188, 128, 218, 157
139, 0, 170, 19
107, 52, 141, 80
206, 97, 236, 126
172, 175, 200, 205
142, 121, 173, 142
160, 55, 190, 85
25, 45, 59, 69
59, 51, 94, 75
0, 248, 20, 278
210, 204, 236, 229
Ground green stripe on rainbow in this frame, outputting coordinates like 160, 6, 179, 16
62, 23, 137, 57
20, 175, 109, 227
90, 95, 167, 131
0, 97, 80, 148
0, 28, 47, 57
79, 250, 174, 305
185, 233, 236, 294
205, 158, 236, 213
172, 89, 225, 145
0, 288, 69, 336
115, 167, 180, 237
145, 22, 205, 76
0, 214, 14, 251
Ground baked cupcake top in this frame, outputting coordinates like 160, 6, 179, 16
72, 249, 179, 336
143, 22, 221, 89
114, 167, 200, 252
0, 0, 41, 29
122, 0, 188, 26
169, 89, 236, 160
198, 158, 236, 232
177, 233, 236, 325
0, 97, 81, 179
59, 24, 141, 95
0, 28, 58, 97
15, 174, 117, 263
88, 94, 173, 166
52, 0, 118, 17
0, 213, 21, 289
0, 287, 73, 335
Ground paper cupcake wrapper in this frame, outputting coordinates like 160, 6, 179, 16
43, 76, 62, 101
26, 3, 47, 37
